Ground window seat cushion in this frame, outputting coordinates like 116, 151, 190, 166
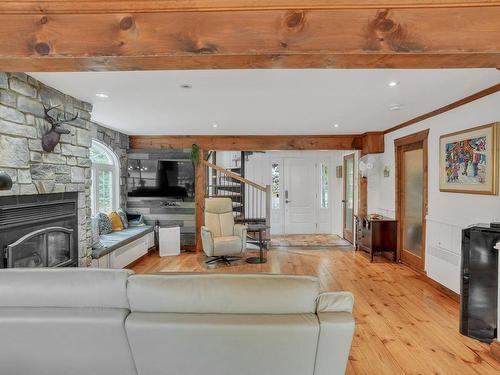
92, 226, 154, 259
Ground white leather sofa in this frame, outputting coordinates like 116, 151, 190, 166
0, 269, 355, 375
0, 268, 137, 375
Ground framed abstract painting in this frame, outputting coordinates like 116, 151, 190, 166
439, 123, 498, 195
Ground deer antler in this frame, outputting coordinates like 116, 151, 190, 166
43, 104, 79, 127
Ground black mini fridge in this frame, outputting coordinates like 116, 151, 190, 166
460, 224, 499, 343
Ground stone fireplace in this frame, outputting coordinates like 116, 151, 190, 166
0, 72, 129, 266
0, 193, 78, 268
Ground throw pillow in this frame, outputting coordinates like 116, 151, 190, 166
108, 211, 124, 231
117, 208, 129, 229
128, 214, 145, 226
97, 213, 113, 235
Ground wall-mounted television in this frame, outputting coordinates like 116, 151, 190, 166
128, 159, 195, 199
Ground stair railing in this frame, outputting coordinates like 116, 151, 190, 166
202, 160, 271, 228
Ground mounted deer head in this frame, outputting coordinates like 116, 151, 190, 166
41, 105, 78, 153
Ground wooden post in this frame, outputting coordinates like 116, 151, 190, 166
358, 151, 368, 218
359, 174, 368, 218
195, 150, 206, 252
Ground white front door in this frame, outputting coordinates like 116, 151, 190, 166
283, 158, 317, 234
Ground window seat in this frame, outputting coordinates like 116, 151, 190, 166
91, 225, 155, 269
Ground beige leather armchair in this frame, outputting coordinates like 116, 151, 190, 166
201, 198, 247, 264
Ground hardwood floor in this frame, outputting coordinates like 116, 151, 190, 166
130, 247, 500, 375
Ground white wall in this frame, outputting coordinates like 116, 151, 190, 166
367, 92, 500, 295
215, 151, 241, 170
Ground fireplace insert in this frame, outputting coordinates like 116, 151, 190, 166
0, 193, 78, 268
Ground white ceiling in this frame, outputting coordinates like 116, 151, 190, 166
30, 69, 500, 135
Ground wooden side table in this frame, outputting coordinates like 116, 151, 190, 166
355, 215, 397, 262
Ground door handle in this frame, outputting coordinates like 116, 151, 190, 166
285, 199, 291, 203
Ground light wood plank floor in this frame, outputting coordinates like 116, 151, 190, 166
130, 247, 499, 375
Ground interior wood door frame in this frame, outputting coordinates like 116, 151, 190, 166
343, 153, 355, 243
395, 129, 429, 272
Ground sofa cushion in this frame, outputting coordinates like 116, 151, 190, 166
126, 312, 318, 375
127, 273, 319, 314
0, 307, 137, 375
0, 268, 132, 309
92, 225, 154, 259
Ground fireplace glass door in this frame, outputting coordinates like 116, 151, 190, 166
6, 227, 74, 268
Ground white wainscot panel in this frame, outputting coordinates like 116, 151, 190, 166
425, 217, 464, 294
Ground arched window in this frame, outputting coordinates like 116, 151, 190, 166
90, 140, 120, 215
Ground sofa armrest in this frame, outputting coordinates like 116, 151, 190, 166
314, 291, 354, 375
314, 311, 355, 375
316, 291, 354, 313
201, 226, 214, 256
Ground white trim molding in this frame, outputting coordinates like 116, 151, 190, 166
90, 139, 120, 215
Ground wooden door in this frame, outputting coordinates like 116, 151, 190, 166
396, 130, 428, 272
343, 154, 355, 243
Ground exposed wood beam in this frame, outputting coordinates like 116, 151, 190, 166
360, 132, 385, 155
1, 7, 500, 71
384, 83, 500, 134
195, 150, 206, 252
129, 133, 384, 153
130, 135, 361, 151
3, 54, 500, 72
3, 1, 500, 14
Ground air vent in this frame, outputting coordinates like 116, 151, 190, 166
0, 200, 77, 229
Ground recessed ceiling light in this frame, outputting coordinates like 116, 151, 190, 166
212, 123, 218, 128
388, 81, 398, 87
389, 104, 402, 111
95, 93, 109, 98
181, 84, 192, 89
333, 123, 340, 128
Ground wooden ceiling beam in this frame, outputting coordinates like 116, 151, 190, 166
2, 1, 500, 14
0, 6, 499, 71
129, 133, 384, 153
2, 54, 500, 72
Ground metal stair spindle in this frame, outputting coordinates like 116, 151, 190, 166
202, 160, 270, 228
